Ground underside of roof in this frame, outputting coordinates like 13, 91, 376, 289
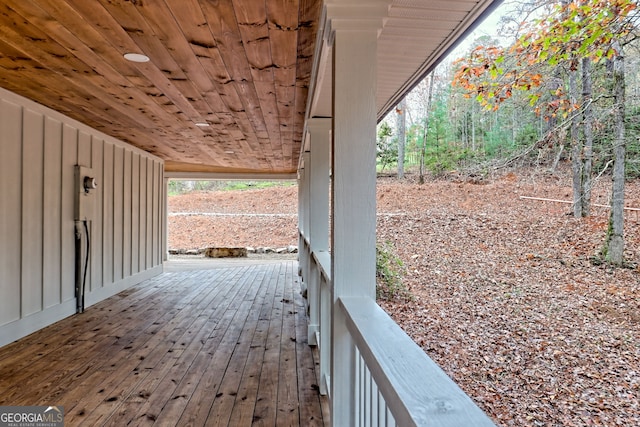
0, 0, 500, 176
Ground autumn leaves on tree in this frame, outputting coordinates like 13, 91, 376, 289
452, 0, 638, 265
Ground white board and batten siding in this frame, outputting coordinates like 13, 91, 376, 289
0, 87, 164, 347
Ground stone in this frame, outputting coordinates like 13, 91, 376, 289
204, 247, 248, 258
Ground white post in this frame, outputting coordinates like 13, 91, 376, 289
302, 151, 311, 282
297, 162, 307, 280
298, 151, 311, 284
163, 176, 169, 262
328, 6, 383, 425
306, 118, 331, 345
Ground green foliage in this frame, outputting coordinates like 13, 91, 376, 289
376, 241, 411, 300
514, 123, 539, 148
220, 181, 295, 191
624, 105, 640, 179
423, 145, 472, 175
168, 180, 184, 196
377, 121, 397, 172
484, 126, 512, 158
168, 179, 294, 195
425, 95, 452, 147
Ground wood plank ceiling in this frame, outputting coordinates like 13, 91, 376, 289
0, 0, 320, 175
0, 0, 499, 176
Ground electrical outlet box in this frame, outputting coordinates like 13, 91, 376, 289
75, 165, 97, 221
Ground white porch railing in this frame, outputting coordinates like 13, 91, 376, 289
300, 233, 496, 427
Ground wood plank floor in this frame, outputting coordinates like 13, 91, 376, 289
0, 261, 329, 426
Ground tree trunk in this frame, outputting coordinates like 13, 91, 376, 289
471, 102, 476, 152
419, 74, 435, 184
396, 98, 406, 179
603, 41, 626, 265
570, 64, 583, 217
581, 57, 593, 217
551, 143, 564, 172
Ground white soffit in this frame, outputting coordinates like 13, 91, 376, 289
305, 0, 501, 125
376, 0, 502, 119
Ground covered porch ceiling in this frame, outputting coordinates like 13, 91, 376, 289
0, 0, 500, 177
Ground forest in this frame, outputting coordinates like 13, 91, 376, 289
378, 0, 640, 265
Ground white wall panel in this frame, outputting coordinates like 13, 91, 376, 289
21, 109, 44, 317
61, 125, 78, 302
152, 161, 160, 265
0, 100, 23, 325
131, 153, 140, 275
102, 142, 114, 286
146, 158, 153, 270
91, 137, 104, 292
0, 87, 164, 348
123, 149, 132, 278
139, 158, 147, 271
113, 146, 124, 282
43, 117, 63, 309
78, 131, 92, 166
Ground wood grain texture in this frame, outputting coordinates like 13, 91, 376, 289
0, 262, 328, 426
0, 0, 321, 174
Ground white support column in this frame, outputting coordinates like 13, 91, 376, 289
302, 150, 311, 256
297, 163, 304, 239
308, 119, 331, 252
328, 7, 384, 425
298, 151, 311, 284
297, 162, 306, 279
306, 118, 331, 345
163, 176, 169, 262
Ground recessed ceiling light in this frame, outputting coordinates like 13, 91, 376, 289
225, 151, 235, 154
124, 53, 150, 63
195, 122, 210, 127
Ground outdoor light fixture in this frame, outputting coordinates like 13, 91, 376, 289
124, 53, 150, 63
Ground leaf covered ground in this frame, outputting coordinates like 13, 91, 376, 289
168, 169, 640, 426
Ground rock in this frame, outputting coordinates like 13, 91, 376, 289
287, 245, 298, 253
246, 246, 256, 253
185, 249, 199, 255
275, 247, 287, 254
264, 247, 274, 253
204, 247, 248, 258
256, 247, 266, 254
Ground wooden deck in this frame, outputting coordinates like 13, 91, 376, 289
0, 260, 328, 426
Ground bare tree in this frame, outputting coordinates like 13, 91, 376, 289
602, 40, 627, 265
581, 58, 594, 217
419, 74, 435, 184
396, 99, 406, 179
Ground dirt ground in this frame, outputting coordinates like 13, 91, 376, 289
168, 167, 640, 426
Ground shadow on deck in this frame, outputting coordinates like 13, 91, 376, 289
0, 260, 328, 426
